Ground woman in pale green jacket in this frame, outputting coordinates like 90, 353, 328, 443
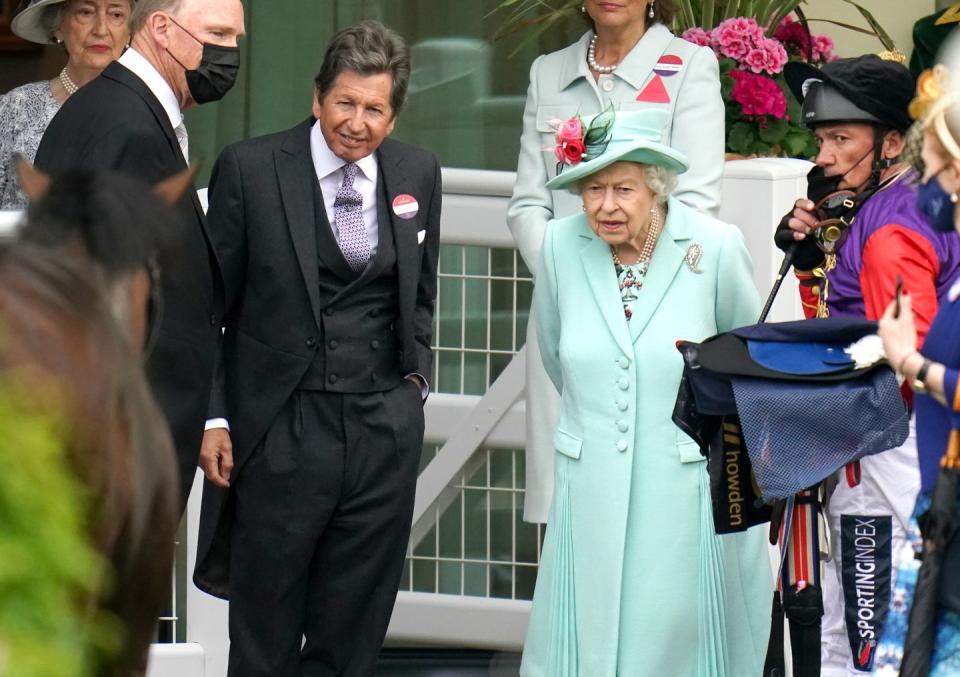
508, 0, 725, 524
521, 108, 770, 677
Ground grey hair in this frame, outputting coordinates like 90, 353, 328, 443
42, 2, 65, 43
314, 20, 410, 117
642, 165, 678, 204
571, 163, 678, 204
130, 0, 182, 36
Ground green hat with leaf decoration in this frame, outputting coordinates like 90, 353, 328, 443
546, 107, 688, 191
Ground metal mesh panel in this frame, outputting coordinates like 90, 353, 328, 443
401, 244, 543, 600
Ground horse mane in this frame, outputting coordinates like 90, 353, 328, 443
19, 169, 186, 277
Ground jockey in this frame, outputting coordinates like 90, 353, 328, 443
775, 53, 960, 675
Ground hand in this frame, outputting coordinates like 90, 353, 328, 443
785, 199, 819, 241
405, 373, 427, 401
773, 199, 824, 269
199, 427, 233, 488
879, 293, 918, 371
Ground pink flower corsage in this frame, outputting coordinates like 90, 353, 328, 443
553, 117, 586, 165
548, 105, 614, 175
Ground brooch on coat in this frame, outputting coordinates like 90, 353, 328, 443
685, 243, 704, 274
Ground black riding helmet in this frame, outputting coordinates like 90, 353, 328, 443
785, 55, 915, 133
785, 55, 916, 185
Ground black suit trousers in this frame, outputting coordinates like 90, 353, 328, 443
227, 381, 423, 677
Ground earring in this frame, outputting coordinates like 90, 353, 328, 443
648, 1, 655, 19
951, 192, 959, 204
581, 4, 586, 13
582, 204, 587, 211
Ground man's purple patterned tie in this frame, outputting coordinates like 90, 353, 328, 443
334, 163, 370, 273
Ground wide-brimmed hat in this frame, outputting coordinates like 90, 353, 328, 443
11, 0, 69, 45
545, 108, 688, 191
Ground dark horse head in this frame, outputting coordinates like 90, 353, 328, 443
0, 158, 196, 676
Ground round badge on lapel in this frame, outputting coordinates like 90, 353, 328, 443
392, 194, 419, 220
654, 55, 683, 77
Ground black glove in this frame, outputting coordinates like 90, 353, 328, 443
773, 165, 841, 270
774, 211, 826, 271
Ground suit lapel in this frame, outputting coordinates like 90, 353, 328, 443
378, 141, 417, 315
613, 24, 675, 91
276, 120, 323, 328
580, 234, 633, 358
104, 62, 206, 224
358, 174, 394, 282
627, 199, 690, 338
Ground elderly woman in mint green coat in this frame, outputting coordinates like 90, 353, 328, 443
508, 0, 725, 524
521, 108, 770, 676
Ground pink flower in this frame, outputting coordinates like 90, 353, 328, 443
712, 18, 764, 62
729, 70, 787, 119
553, 144, 566, 164
743, 47, 768, 74
552, 116, 586, 165
555, 117, 582, 145
774, 15, 808, 54
562, 138, 585, 164
813, 34, 835, 63
740, 39, 786, 76
681, 27, 712, 48
774, 14, 838, 64
761, 38, 788, 74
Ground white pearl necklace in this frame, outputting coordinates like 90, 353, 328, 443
587, 34, 618, 74
59, 67, 78, 95
611, 206, 661, 267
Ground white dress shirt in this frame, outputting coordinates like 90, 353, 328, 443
117, 48, 188, 164
309, 120, 380, 254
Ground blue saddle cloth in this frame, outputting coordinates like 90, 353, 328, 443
674, 317, 909, 500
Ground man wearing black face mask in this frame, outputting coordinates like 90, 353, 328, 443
34, 0, 246, 512
772, 54, 960, 676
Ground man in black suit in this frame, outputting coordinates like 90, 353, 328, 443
34, 0, 246, 509
193, 21, 440, 676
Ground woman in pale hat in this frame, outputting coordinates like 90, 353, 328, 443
521, 107, 771, 677
0, 0, 131, 209
876, 64, 960, 676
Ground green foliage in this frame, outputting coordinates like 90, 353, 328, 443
758, 116, 788, 144
727, 121, 758, 155
0, 380, 118, 677
584, 105, 614, 147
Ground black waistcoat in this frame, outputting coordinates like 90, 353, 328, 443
298, 171, 403, 392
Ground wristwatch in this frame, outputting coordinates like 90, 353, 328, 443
910, 357, 933, 394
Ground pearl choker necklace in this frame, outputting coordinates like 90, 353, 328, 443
59, 68, 78, 95
587, 34, 618, 74
611, 206, 661, 267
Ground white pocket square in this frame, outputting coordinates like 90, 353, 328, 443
417, 229, 426, 244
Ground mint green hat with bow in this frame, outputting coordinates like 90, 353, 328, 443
545, 108, 689, 191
